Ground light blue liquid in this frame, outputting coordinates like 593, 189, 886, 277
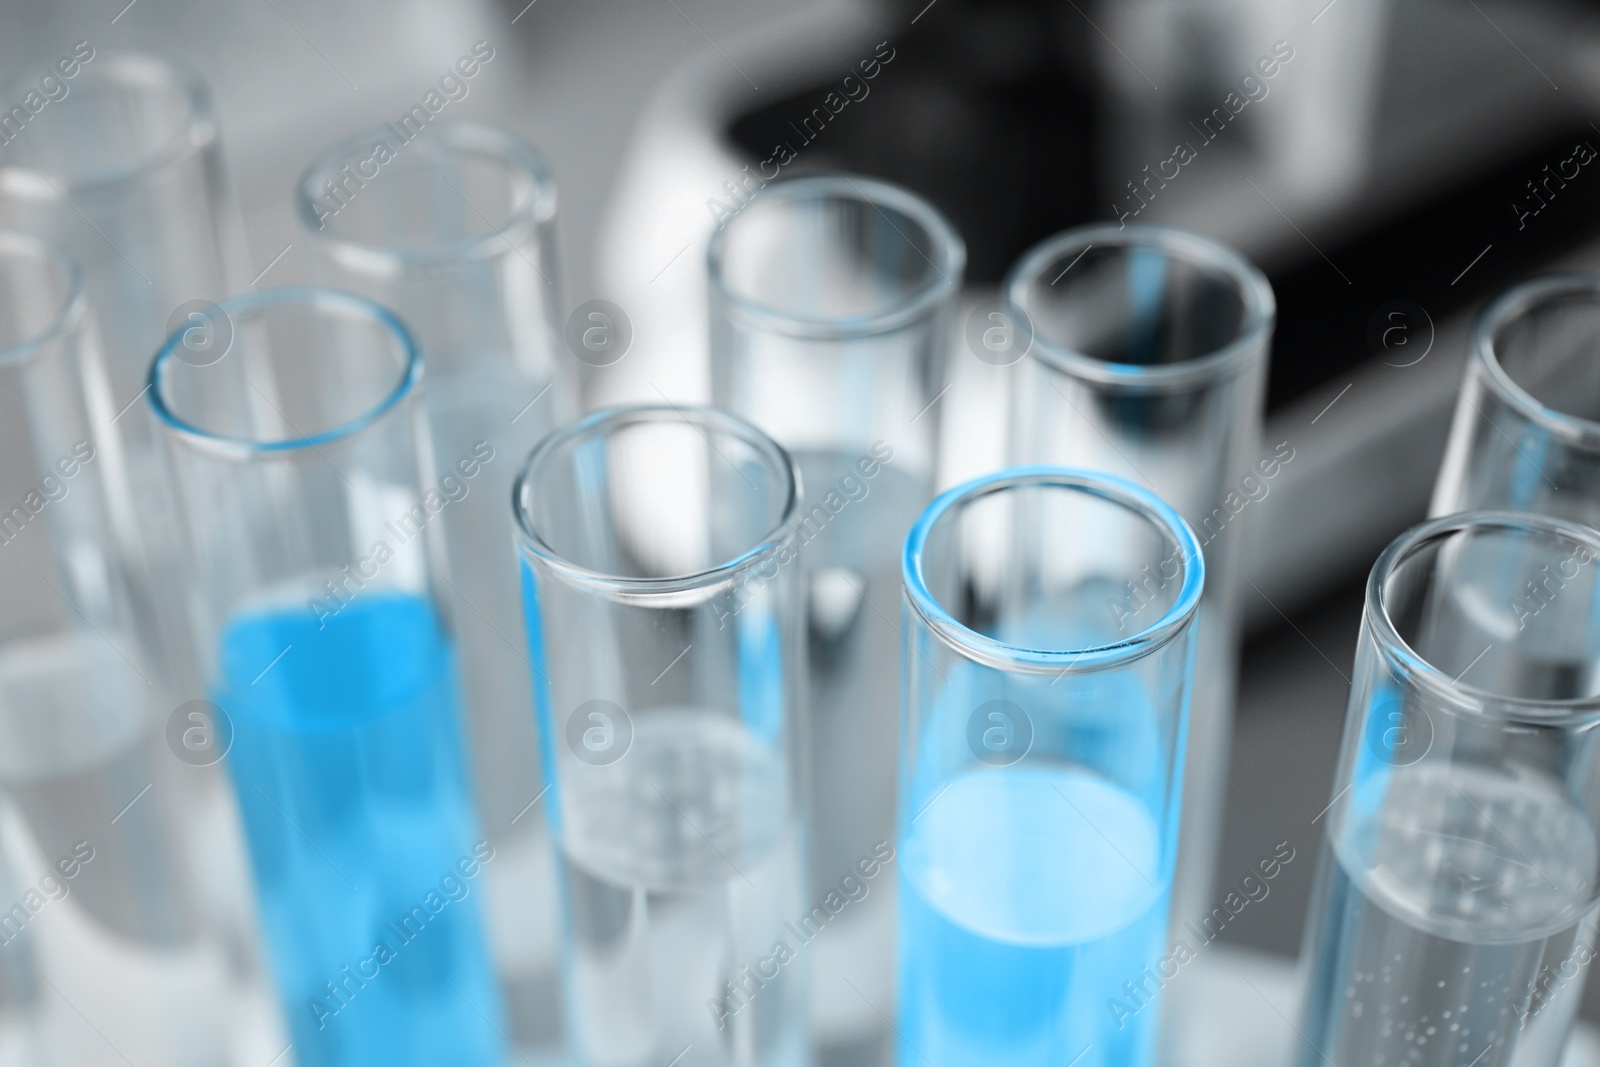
217, 591, 502, 1067
898, 766, 1169, 1067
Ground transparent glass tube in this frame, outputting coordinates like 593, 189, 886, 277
1433, 274, 1600, 522
707, 174, 963, 1063
297, 121, 574, 1051
1004, 224, 1273, 973
0, 59, 256, 962
514, 405, 810, 1067
0, 232, 234, 1066
1297, 511, 1600, 1067
149, 287, 503, 1067
898, 467, 1204, 1067
0, 51, 245, 579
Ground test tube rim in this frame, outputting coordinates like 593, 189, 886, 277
901, 465, 1205, 675
0, 230, 88, 366
1003, 222, 1276, 392
1470, 271, 1600, 450
512, 402, 803, 596
146, 285, 422, 457
0, 51, 217, 196
295, 120, 558, 270
705, 171, 966, 340
1367, 509, 1600, 724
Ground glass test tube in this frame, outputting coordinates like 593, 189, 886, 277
0, 55, 259, 975
0, 232, 234, 1066
148, 287, 503, 1067
707, 175, 964, 1063
298, 121, 573, 1051
1004, 224, 1273, 959
898, 467, 1204, 1067
1433, 274, 1600, 522
514, 405, 810, 1067
1297, 512, 1600, 1067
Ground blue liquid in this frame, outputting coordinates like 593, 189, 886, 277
218, 591, 502, 1067
898, 767, 1169, 1067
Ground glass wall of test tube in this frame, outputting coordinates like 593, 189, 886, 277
514, 405, 810, 1067
1298, 511, 1600, 1067
149, 287, 503, 1067
297, 121, 574, 1050
1004, 225, 1273, 994
898, 467, 1204, 1067
708, 174, 964, 1064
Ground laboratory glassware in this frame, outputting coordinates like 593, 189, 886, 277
1297, 511, 1600, 1067
0, 231, 235, 1066
149, 286, 502, 1067
0, 54, 260, 975
1433, 273, 1600, 523
708, 174, 963, 1062
1005, 223, 1272, 956
515, 404, 810, 1067
298, 121, 573, 1050
898, 466, 1203, 1067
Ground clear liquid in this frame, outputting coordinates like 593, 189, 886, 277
0, 633, 232, 1067
790, 450, 927, 1053
217, 591, 502, 1067
1302, 763, 1600, 1067
899, 766, 1169, 1067
559, 712, 807, 1067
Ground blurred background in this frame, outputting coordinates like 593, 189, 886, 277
5, 0, 1600, 1046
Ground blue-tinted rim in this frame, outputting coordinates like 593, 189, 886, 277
706, 173, 966, 340
1004, 223, 1275, 391
1472, 272, 1600, 449
903, 466, 1205, 673
0, 231, 87, 366
147, 286, 421, 456
1368, 510, 1600, 723
513, 403, 802, 594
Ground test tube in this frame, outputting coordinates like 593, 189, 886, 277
0, 55, 258, 969
707, 175, 963, 1061
514, 405, 810, 1067
297, 121, 573, 1049
1297, 511, 1600, 1067
898, 467, 1203, 1067
148, 287, 503, 1066
1004, 224, 1272, 969
1433, 274, 1600, 522
0, 232, 234, 1065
